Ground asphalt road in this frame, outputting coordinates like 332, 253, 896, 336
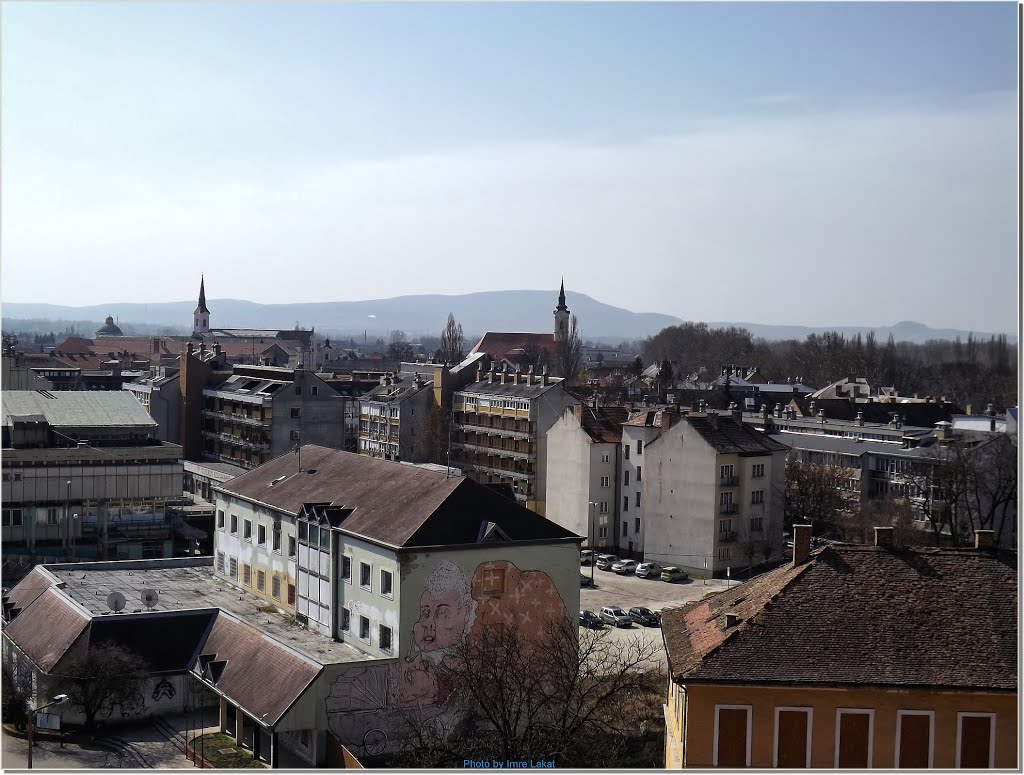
579, 567, 733, 671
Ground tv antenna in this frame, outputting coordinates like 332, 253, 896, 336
141, 589, 159, 610
106, 591, 126, 613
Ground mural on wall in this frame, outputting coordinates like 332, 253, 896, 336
152, 678, 176, 701
325, 558, 568, 755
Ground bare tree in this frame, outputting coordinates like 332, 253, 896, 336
555, 315, 584, 383
438, 313, 464, 366
393, 617, 663, 768
784, 459, 851, 536
387, 330, 415, 361
56, 642, 150, 731
516, 343, 550, 375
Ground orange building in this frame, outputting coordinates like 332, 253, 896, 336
661, 525, 1017, 768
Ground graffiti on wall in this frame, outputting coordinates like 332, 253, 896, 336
325, 559, 567, 755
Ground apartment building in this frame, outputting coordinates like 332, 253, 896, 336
662, 526, 1016, 768
642, 409, 787, 576
357, 371, 434, 462
450, 363, 576, 514
545, 403, 629, 549
201, 364, 344, 470
620, 408, 681, 557
1, 391, 184, 576
124, 365, 182, 444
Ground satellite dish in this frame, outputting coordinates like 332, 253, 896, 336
141, 589, 159, 610
106, 591, 126, 613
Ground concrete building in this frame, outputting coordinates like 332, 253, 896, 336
450, 363, 576, 514
200, 364, 344, 470
642, 409, 788, 577
545, 403, 629, 550
661, 526, 1017, 768
1, 391, 185, 577
620, 407, 682, 558
124, 365, 182, 444
357, 371, 435, 462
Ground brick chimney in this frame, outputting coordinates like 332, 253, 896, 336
975, 530, 995, 550
874, 526, 894, 547
792, 524, 812, 566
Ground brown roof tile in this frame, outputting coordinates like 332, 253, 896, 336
685, 415, 789, 455
4, 587, 90, 672
578, 405, 630, 443
470, 332, 558, 360
662, 545, 1017, 691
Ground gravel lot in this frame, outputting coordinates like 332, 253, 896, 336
579, 567, 733, 670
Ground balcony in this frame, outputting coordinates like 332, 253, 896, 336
203, 409, 271, 428
453, 418, 534, 440
454, 458, 535, 482
719, 475, 737, 487
451, 440, 533, 461
718, 530, 738, 543
719, 504, 737, 515
202, 430, 270, 452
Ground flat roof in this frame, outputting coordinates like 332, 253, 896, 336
44, 560, 373, 666
2, 390, 158, 429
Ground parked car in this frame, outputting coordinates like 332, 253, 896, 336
661, 566, 689, 582
579, 609, 604, 629
580, 573, 593, 587
596, 554, 621, 571
599, 606, 633, 627
580, 550, 594, 566
628, 607, 660, 627
612, 559, 638, 575
635, 561, 662, 578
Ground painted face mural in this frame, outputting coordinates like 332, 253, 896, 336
411, 560, 475, 659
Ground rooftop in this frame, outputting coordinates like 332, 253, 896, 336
457, 376, 565, 400
2, 390, 158, 430
39, 559, 371, 666
661, 543, 1016, 691
684, 414, 789, 455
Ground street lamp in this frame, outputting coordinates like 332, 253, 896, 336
64, 480, 72, 553
59, 514, 79, 562
26, 693, 69, 769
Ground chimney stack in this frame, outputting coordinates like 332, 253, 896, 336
541, 365, 549, 386
975, 530, 995, 550
874, 526, 894, 547
729, 402, 742, 423
855, 411, 864, 426
792, 524, 812, 566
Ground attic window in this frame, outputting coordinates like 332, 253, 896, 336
269, 475, 287, 486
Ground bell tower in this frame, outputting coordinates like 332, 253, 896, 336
553, 277, 570, 341
193, 275, 211, 337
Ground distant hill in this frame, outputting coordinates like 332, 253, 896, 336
1, 294, 1014, 345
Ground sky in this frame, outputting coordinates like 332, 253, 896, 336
1, 2, 1018, 333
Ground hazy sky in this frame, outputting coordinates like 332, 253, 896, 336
2, 2, 1018, 333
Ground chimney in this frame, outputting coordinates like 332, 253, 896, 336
818, 409, 826, 423
476, 364, 483, 382
499, 363, 507, 384
975, 530, 995, 550
809, 400, 816, 415
889, 412, 900, 429
855, 411, 864, 426
759, 404, 768, 419
706, 411, 718, 429
874, 526, 894, 547
541, 365, 549, 386
792, 524, 812, 566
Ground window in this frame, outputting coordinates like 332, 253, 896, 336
636, 466, 642, 482
290, 408, 300, 418
636, 492, 641, 508
287, 584, 295, 605
341, 608, 351, 632
600, 501, 608, 514
257, 525, 266, 546
598, 526, 608, 538
600, 476, 610, 488
896, 710, 934, 768
272, 522, 281, 551
342, 556, 352, 582
624, 470, 630, 486
636, 440, 643, 455
230, 514, 238, 534
720, 492, 734, 513
623, 496, 629, 512
295, 385, 302, 396
750, 516, 763, 532
751, 490, 764, 505
714, 705, 751, 767
635, 517, 640, 532
360, 562, 371, 590
774, 707, 812, 768
217, 510, 225, 529
257, 570, 266, 592
290, 430, 300, 440
243, 519, 252, 541
624, 445, 630, 460
243, 564, 251, 586
835, 709, 874, 768
381, 570, 393, 598
719, 518, 733, 536
2, 509, 23, 527
288, 536, 296, 557
311, 386, 319, 396
229, 557, 238, 580
720, 464, 735, 484
957, 713, 995, 768
601, 453, 609, 463
379, 625, 393, 653
47, 508, 59, 525
216, 552, 226, 574
752, 463, 765, 478
359, 615, 370, 641
717, 547, 732, 561
272, 575, 281, 599
622, 521, 628, 537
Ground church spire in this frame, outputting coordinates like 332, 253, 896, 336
557, 277, 567, 311
193, 275, 211, 337
197, 274, 210, 314
554, 277, 570, 341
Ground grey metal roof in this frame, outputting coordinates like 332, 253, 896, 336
456, 377, 565, 400
2, 390, 157, 429
770, 431, 946, 460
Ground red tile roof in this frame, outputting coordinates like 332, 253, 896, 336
661, 544, 1017, 691
470, 332, 558, 360
578, 405, 630, 443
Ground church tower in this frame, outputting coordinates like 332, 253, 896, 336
553, 277, 570, 341
193, 275, 211, 337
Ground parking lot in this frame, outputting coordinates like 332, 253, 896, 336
579, 565, 733, 670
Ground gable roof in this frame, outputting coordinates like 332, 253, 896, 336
575, 405, 630, 443
661, 544, 1017, 691
684, 415, 789, 455
470, 332, 558, 360
218, 445, 578, 548
3, 585, 90, 673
